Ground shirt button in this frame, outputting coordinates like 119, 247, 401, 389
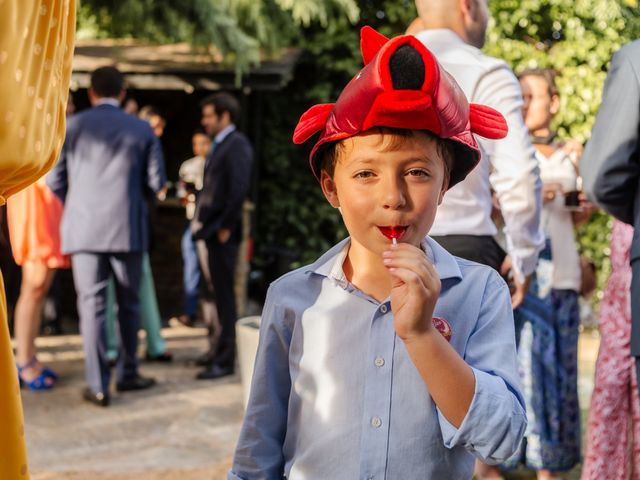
379, 304, 388, 314
371, 416, 382, 428
374, 356, 385, 367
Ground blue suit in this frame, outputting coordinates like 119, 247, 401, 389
48, 102, 166, 394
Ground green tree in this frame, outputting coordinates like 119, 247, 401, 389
76, 0, 360, 77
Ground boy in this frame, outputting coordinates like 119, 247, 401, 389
229, 27, 526, 479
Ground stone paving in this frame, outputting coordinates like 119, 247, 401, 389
20, 327, 601, 480
24, 327, 242, 480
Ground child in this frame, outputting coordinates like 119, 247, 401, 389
229, 26, 526, 480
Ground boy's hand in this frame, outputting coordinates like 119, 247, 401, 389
382, 243, 440, 342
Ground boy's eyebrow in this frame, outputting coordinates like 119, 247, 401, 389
344, 154, 438, 168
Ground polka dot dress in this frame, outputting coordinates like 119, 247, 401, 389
0, 1, 76, 478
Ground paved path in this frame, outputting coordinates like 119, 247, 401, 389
21, 328, 601, 480
24, 328, 242, 480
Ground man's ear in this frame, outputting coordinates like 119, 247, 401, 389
222, 110, 232, 127
320, 170, 340, 208
88, 88, 97, 105
550, 94, 560, 116
460, 0, 474, 19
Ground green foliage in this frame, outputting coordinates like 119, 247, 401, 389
485, 0, 640, 306
76, 0, 360, 79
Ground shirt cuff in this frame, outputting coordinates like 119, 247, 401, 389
437, 368, 526, 463
228, 470, 245, 480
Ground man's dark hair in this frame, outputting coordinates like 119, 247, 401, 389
90, 66, 125, 98
200, 92, 240, 124
517, 68, 559, 98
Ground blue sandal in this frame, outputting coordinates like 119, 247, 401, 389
17, 357, 56, 391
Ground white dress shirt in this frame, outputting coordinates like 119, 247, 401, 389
415, 29, 544, 282
537, 149, 581, 291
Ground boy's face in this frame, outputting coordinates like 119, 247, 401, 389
320, 131, 448, 254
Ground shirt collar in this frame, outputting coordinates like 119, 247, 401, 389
95, 98, 121, 108
307, 236, 462, 284
413, 28, 467, 49
214, 124, 236, 145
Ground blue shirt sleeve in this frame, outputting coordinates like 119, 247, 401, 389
437, 271, 527, 464
229, 286, 292, 480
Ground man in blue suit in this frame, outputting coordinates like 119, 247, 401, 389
48, 66, 166, 406
191, 93, 253, 380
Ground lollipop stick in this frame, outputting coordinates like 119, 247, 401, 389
392, 237, 397, 246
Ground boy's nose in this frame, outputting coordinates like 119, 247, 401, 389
382, 177, 407, 210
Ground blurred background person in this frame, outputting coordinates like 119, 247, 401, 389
47, 66, 165, 406
139, 104, 167, 138
123, 97, 139, 116
170, 129, 210, 328
504, 68, 595, 479
191, 93, 253, 380
581, 221, 640, 479
41, 91, 77, 337
104, 105, 172, 363
580, 38, 640, 480
7, 178, 69, 390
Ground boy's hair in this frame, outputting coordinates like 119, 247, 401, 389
518, 68, 559, 98
200, 92, 240, 124
318, 127, 453, 182
90, 66, 124, 98
192, 127, 207, 137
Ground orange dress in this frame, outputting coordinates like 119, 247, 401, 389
7, 177, 69, 268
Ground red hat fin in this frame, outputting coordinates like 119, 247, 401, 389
469, 104, 508, 139
360, 26, 390, 65
293, 103, 334, 144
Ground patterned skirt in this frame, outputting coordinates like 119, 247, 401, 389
503, 285, 581, 472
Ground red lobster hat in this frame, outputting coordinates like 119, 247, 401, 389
293, 26, 508, 188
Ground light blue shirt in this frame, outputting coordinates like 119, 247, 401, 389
230, 237, 526, 480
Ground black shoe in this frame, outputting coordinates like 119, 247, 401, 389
145, 351, 173, 363
196, 364, 234, 380
116, 374, 156, 392
195, 351, 215, 367
82, 387, 110, 407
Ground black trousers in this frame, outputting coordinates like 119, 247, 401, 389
430, 234, 507, 273
196, 237, 240, 369
631, 259, 640, 397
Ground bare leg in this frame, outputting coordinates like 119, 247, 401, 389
14, 261, 56, 383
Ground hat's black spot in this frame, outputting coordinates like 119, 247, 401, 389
390, 45, 425, 90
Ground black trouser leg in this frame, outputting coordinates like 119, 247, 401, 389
208, 239, 240, 369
